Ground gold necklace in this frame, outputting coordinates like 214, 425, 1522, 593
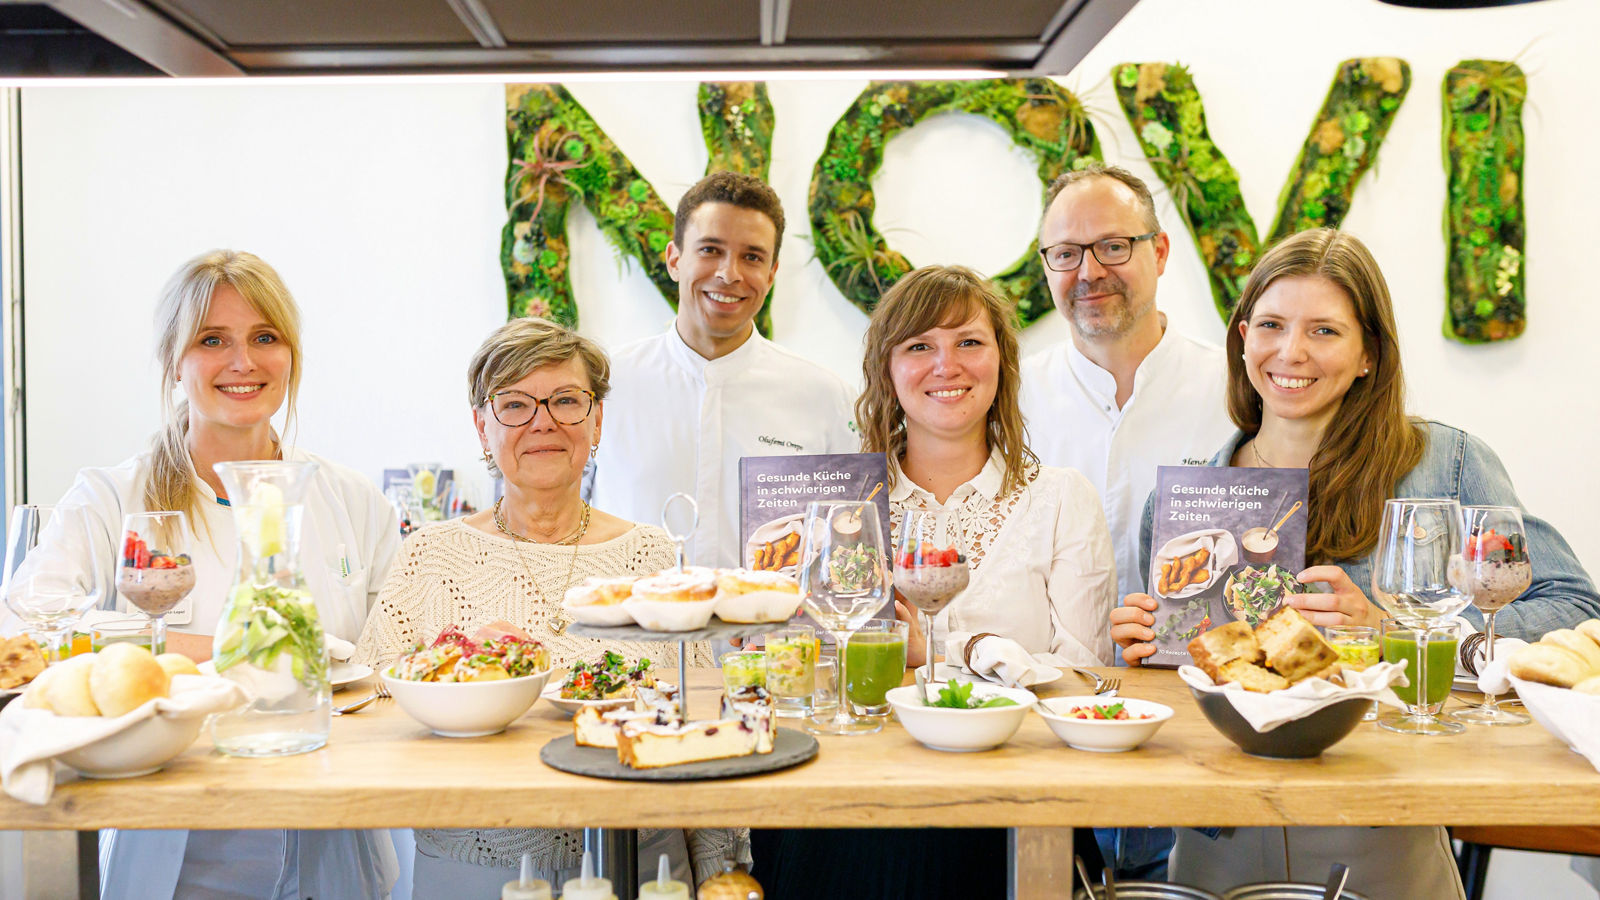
494, 499, 590, 635
494, 497, 590, 545
1251, 439, 1275, 468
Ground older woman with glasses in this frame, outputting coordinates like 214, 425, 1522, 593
354, 317, 739, 893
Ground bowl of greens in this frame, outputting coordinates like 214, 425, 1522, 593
885, 681, 1035, 752
1224, 563, 1304, 628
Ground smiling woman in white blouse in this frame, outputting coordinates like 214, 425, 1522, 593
860, 264, 1117, 671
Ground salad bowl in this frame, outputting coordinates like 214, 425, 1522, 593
1224, 563, 1304, 628
1036, 696, 1173, 752
381, 667, 552, 737
885, 682, 1035, 752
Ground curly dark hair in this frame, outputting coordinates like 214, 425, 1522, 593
673, 171, 786, 260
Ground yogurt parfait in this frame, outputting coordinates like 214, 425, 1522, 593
118, 532, 196, 616
1448, 527, 1532, 612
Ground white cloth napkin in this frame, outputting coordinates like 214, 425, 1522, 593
1510, 676, 1600, 773
0, 674, 246, 804
945, 634, 1058, 688
1179, 662, 1409, 732
326, 635, 355, 662
1470, 638, 1529, 695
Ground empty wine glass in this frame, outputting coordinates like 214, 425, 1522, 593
1449, 505, 1532, 726
118, 511, 196, 657
3, 505, 106, 661
799, 500, 888, 736
1371, 498, 1468, 736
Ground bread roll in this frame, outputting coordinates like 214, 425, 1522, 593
1573, 674, 1600, 695
22, 663, 59, 709
1574, 619, 1600, 648
1257, 606, 1338, 683
156, 653, 202, 678
1216, 658, 1289, 693
1539, 629, 1600, 673
1509, 643, 1592, 688
44, 654, 100, 716
89, 644, 170, 717
1187, 621, 1262, 682
0, 635, 46, 689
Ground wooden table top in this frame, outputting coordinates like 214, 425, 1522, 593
5, 666, 1596, 831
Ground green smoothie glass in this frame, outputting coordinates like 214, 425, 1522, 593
846, 619, 908, 716
1381, 617, 1461, 724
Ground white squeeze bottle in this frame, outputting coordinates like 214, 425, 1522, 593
501, 852, 551, 900
637, 853, 690, 900
562, 851, 617, 900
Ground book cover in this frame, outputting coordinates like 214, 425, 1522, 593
1144, 465, 1310, 668
739, 452, 893, 626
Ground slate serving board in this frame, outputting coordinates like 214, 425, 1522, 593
539, 727, 818, 781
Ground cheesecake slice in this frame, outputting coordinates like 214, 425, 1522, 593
616, 718, 761, 769
574, 699, 679, 749
721, 685, 776, 754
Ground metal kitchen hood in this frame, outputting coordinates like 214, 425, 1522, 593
0, 0, 1138, 77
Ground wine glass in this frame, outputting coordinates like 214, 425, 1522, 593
798, 500, 889, 736
893, 509, 969, 695
1371, 498, 1468, 736
1449, 505, 1532, 726
3, 505, 105, 661
118, 512, 196, 657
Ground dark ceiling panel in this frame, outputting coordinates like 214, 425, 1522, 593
153, 0, 476, 45
0, 4, 159, 75
787, 0, 1062, 40
483, 0, 760, 43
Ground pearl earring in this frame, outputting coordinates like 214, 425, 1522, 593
1361, 368, 1370, 376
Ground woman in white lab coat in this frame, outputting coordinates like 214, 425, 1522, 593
32, 249, 400, 900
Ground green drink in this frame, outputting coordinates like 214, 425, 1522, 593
1383, 632, 1458, 707
845, 630, 906, 713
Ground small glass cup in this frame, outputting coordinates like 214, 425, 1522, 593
812, 653, 839, 717
847, 619, 908, 717
1325, 624, 1380, 721
1380, 617, 1463, 735
765, 624, 816, 718
91, 616, 165, 655
722, 651, 767, 693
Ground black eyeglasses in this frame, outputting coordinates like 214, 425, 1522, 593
487, 389, 595, 427
1038, 232, 1158, 272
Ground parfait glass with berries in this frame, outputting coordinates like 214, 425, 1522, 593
119, 512, 196, 656
893, 509, 969, 699
1448, 506, 1533, 726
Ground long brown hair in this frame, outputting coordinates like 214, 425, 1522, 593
146, 251, 303, 536
1225, 228, 1424, 562
856, 265, 1036, 495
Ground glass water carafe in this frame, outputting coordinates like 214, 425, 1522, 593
209, 461, 331, 757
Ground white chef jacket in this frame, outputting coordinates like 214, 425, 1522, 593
892, 453, 1117, 667
22, 446, 401, 900
1019, 320, 1233, 601
592, 325, 858, 567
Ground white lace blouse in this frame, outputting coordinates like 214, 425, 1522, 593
891, 453, 1117, 667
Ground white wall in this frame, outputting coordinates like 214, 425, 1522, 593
19, 0, 1600, 582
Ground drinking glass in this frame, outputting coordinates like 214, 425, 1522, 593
3, 506, 106, 662
1448, 505, 1532, 725
1325, 625, 1380, 721
812, 654, 838, 717
118, 511, 195, 657
847, 618, 908, 716
799, 500, 888, 736
764, 624, 815, 718
893, 509, 969, 688
1382, 618, 1461, 724
1371, 498, 1468, 736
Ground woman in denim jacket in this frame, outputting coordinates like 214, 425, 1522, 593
1111, 228, 1598, 899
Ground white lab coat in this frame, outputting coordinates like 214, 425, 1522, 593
25, 446, 401, 900
592, 325, 858, 568
1019, 319, 1235, 601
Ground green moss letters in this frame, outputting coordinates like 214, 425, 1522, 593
1444, 61, 1526, 343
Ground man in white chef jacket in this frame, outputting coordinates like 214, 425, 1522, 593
592, 171, 857, 568
1019, 163, 1233, 879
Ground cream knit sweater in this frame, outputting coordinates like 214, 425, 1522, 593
353, 518, 740, 881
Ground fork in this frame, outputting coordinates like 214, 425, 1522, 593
1068, 667, 1120, 696
372, 679, 391, 699
332, 693, 379, 716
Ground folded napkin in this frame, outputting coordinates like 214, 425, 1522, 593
1509, 676, 1600, 774
1179, 662, 1408, 732
945, 633, 1058, 688
1470, 638, 1529, 695
0, 675, 246, 804
326, 635, 356, 663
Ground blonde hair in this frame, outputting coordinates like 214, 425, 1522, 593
467, 317, 611, 477
856, 265, 1036, 495
1225, 229, 1425, 562
145, 251, 303, 534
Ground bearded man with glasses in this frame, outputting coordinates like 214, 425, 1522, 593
1018, 163, 1235, 880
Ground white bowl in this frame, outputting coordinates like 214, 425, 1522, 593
714, 588, 803, 624
622, 596, 719, 632
539, 685, 635, 718
1035, 695, 1173, 752
58, 712, 207, 778
381, 667, 553, 737
885, 683, 1036, 752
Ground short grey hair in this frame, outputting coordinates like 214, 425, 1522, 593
467, 317, 611, 409
1042, 162, 1161, 234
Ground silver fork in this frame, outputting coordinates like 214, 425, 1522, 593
1069, 667, 1120, 696
332, 693, 379, 716
372, 679, 391, 699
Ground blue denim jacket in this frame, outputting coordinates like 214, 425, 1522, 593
1140, 420, 1600, 640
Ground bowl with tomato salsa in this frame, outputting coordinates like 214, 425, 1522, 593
1035, 696, 1173, 752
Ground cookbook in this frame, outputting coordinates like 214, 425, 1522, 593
1143, 465, 1310, 668
739, 452, 894, 627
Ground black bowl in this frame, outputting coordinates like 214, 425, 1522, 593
1190, 687, 1368, 759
